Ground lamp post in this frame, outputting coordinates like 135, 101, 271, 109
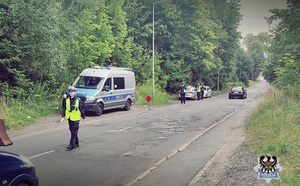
152, 0, 167, 100
217, 66, 223, 92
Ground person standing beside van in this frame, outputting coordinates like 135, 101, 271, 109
61, 86, 85, 150
178, 82, 186, 104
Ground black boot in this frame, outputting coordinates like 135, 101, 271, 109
66, 145, 74, 150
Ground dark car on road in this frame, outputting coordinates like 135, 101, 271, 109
229, 86, 247, 99
0, 151, 39, 186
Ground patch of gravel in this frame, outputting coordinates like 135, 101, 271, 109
214, 146, 268, 186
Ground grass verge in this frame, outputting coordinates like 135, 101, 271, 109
0, 97, 61, 130
135, 83, 172, 106
244, 86, 300, 185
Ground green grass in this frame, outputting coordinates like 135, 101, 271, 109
0, 97, 61, 130
0, 83, 66, 130
245, 86, 300, 185
135, 83, 172, 106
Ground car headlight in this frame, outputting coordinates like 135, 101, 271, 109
85, 96, 94, 101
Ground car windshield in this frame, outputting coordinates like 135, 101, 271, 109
231, 87, 242, 91
186, 86, 194, 92
74, 76, 103, 89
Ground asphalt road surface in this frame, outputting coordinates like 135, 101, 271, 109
4, 81, 269, 186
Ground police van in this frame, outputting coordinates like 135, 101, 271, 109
71, 66, 135, 116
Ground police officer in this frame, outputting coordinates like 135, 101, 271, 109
178, 82, 186, 104
196, 83, 201, 101
61, 86, 85, 150
200, 83, 205, 100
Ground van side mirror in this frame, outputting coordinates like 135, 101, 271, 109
103, 85, 110, 91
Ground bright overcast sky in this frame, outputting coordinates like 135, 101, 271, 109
238, 0, 287, 38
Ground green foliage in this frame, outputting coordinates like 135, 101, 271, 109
244, 33, 271, 81
0, 82, 71, 129
1, 0, 246, 100
263, 0, 300, 87
245, 87, 300, 185
136, 81, 170, 106
0, 0, 249, 126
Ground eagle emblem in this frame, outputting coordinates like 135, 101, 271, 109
254, 154, 282, 183
259, 154, 277, 174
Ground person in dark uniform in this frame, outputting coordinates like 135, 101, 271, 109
200, 83, 205, 100
178, 82, 186, 104
61, 86, 85, 150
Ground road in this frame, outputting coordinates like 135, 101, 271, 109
4, 81, 269, 186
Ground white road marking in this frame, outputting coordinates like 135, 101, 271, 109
28, 150, 55, 159
125, 101, 254, 186
180, 109, 189, 112
106, 127, 133, 133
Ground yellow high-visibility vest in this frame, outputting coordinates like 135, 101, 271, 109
65, 98, 81, 121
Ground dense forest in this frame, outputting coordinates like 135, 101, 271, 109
0, 0, 299, 99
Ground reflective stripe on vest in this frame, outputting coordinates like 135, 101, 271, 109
65, 98, 81, 121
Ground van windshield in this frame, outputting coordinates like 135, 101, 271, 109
74, 76, 103, 89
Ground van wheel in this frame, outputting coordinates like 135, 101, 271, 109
124, 100, 131, 111
95, 103, 103, 116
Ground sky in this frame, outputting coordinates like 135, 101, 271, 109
238, 0, 287, 38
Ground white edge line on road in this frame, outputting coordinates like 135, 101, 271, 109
28, 150, 55, 160
187, 100, 255, 186
106, 127, 133, 133
180, 109, 189, 112
125, 100, 254, 186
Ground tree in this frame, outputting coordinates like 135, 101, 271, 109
263, 0, 300, 86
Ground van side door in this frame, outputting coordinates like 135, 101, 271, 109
102, 78, 113, 109
111, 77, 126, 107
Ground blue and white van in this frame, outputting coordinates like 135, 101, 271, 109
71, 66, 135, 116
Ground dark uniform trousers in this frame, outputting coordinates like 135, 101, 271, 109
69, 120, 79, 147
180, 92, 185, 104
197, 92, 201, 100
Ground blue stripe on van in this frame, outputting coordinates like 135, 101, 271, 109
102, 93, 134, 101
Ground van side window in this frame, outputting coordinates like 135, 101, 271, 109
103, 78, 112, 90
114, 77, 125, 90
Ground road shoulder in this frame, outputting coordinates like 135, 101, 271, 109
188, 111, 268, 186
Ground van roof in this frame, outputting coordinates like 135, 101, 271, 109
80, 66, 134, 78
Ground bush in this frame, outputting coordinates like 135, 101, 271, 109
136, 81, 171, 106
